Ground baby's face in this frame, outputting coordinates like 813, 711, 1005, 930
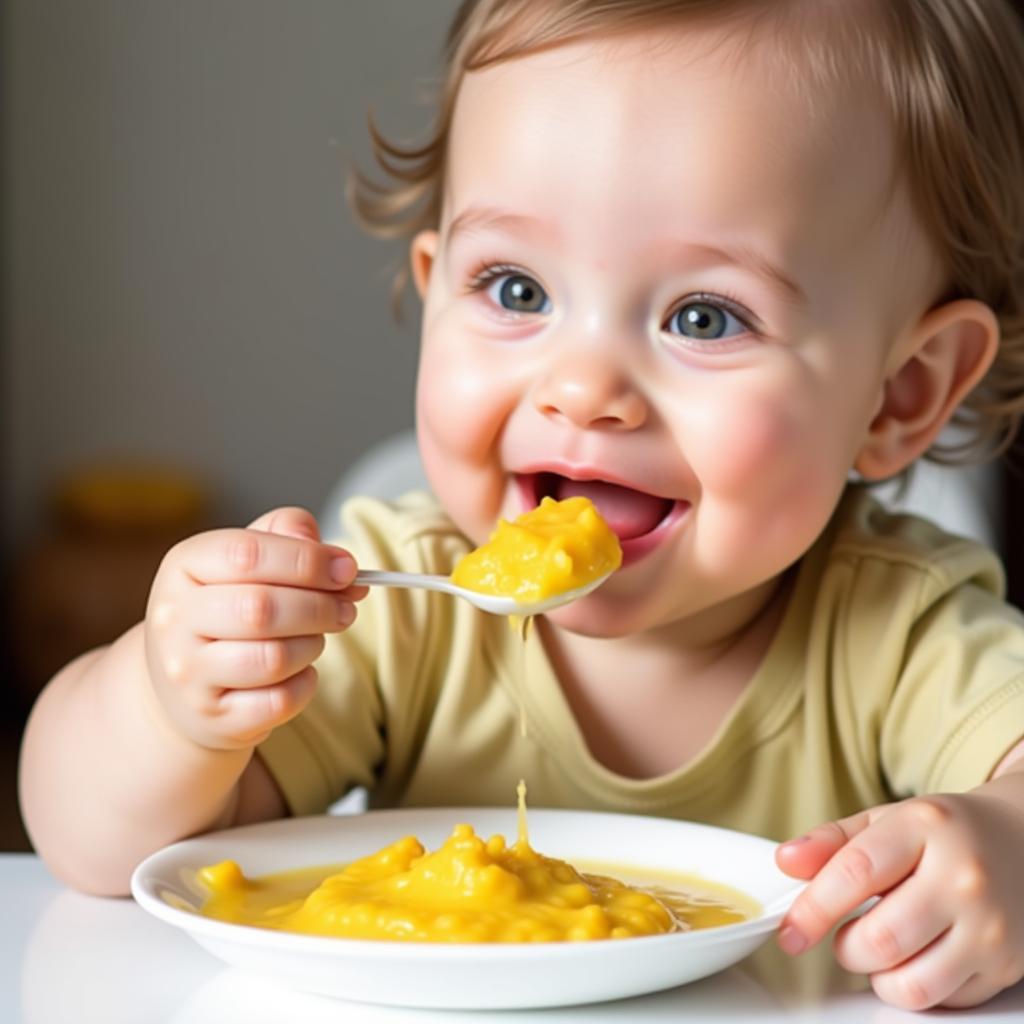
412, 22, 942, 638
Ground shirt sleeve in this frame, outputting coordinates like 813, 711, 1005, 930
880, 567, 1024, 797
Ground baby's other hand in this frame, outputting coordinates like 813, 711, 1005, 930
143, 507, 367, 751
775, 794, 1024, 1010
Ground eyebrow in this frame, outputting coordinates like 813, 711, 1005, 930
672, 242, 808, 307
445, 205, 557, 249
444, 204, 807, 307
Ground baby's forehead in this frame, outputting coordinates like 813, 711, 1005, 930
452, 8, 895, 149
442, 13, 938, 333
447, 18, 898, 217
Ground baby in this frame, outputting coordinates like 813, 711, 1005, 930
19, 0, 1024, 1010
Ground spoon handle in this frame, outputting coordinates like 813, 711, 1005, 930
354, 569, 462, 598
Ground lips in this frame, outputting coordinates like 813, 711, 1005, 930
520, 471, 683, 545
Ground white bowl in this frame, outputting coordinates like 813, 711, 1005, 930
131, 808, 803, 1010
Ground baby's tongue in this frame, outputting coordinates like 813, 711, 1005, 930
553, 478, 672, 540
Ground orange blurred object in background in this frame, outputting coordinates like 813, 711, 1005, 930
9, 464, 210, 709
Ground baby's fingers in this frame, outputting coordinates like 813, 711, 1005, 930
247, 505, 321, 541
174, 527, 357, 590
211, 666, 320, 747
780, 810, 923, 954
868, 925, 980, 1011
833, 877, 949, 974
197, 635, 326, 690
188, 583, 357, 639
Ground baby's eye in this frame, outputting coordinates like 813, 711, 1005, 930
476, 269, 551, 315
665, 299, 748, 342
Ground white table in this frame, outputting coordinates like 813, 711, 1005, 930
4, 853, 1023, 1023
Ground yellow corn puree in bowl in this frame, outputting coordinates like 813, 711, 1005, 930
196, 785, 756, 944
450, 495, 622, 605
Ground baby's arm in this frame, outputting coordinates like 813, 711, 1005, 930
18, 507, 364, 896
775, 740, 1024, 1010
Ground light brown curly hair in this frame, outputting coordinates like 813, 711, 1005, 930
349, 0, 1024, 465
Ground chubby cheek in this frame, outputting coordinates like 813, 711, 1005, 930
687, 387, 853, 573
415, 329, 520, 544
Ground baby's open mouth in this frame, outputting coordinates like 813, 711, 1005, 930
521, 472, 678, 542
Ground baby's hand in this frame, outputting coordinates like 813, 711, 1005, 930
775, 793, 1024, 1009
144, 507, 366, 751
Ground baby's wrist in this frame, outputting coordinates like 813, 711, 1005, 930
968, 773, 1024, 824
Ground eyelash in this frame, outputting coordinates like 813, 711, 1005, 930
664, 291, 761, 342
464, 261, 762, 340
465, 260, 533, 296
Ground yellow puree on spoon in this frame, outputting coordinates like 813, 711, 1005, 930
450, 495, 622, 606
450, 495, 623, 736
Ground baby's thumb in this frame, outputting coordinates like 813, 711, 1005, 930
775, 809, 875, 880
775, 832, 839, 880
247, 506, 322, 543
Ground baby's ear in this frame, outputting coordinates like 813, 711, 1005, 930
854, 299, 999, 480
410, 230, 439, 299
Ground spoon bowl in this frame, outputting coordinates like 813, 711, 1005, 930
354, 569, 612, 616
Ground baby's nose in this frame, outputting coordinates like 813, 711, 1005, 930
532, 354, 648, 431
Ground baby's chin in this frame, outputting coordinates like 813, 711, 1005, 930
539, 595, 641, 640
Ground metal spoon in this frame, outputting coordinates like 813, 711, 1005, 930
354, 569, 613, 616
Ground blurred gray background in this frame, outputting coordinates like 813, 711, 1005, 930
1, 0, 459, 848
3, 0, 462, 550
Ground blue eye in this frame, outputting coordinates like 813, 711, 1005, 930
666, 300, 747, 341
485, 272, 551, 314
